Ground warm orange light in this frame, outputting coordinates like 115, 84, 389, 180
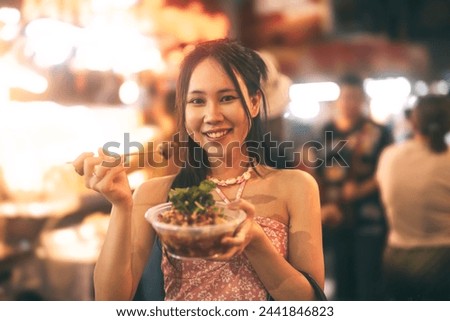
21, 0, 230, 43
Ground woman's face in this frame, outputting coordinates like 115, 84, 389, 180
185, 57, 260, 160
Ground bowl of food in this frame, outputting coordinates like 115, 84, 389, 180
145, 180, 246, 259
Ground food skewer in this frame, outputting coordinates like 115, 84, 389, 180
68, 141, 177, 176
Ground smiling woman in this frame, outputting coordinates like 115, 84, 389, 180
184, 57, 260, 166
173, 39, 270, 182
73, 38, 324, 301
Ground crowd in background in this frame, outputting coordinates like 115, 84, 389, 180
268, 70, 450, 300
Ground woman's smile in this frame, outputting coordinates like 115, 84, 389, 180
203, 128, 232, 140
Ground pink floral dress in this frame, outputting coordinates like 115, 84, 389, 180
161, 216, 288, 300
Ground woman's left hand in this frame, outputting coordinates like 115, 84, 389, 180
209, 199, 259, 261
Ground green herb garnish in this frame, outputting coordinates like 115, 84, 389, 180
168, 179, 217, 216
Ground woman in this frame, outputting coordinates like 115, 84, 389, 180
73, 39, 324, 300
376, 94, 450, 300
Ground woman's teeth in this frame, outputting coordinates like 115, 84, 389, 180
206, 130, 228, 138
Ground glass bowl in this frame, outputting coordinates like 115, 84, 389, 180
145, 202, 246, 259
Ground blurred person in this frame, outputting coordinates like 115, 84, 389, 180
258, 50, 293, 169
124, 79, 178, 180
376, 94, 450, 300
142, 76, 177, 141
73, 39, 324, 301
312, 73, 392, 300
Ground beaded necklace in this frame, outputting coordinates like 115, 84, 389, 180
207, 167, 252, 204
207, 167, 252, 187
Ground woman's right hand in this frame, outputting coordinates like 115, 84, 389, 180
72, 149, 132, 208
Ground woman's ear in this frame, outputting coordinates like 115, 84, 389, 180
249, 91, 262, 118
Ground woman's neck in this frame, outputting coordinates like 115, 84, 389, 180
208, 154, 251, 180
413, 132, 428, 144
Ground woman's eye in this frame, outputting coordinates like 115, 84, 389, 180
188, 98, 205, 105
221, 95, 238, 102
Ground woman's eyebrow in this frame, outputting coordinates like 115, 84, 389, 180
218, 88, 238, 94
188, 90, 205, 95
188, 88, 238, 95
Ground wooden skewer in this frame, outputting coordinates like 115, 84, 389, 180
66, 149, 162, 164
68, 142, 177, 175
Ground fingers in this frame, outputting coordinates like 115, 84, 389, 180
72, 148, 121, 177
70, 149, 131, 206
72, 152, 94, 176
93, 163, 111, 179
98, 147, 106, 158
214, 205, 255, 261
83, 156, 103, 180
205, 201, 259, 262
222, 219, 251, 247
71, 149, 126, 191
208, 239, 245, 261
227, 199, 255, 219
96, 164, 127, 187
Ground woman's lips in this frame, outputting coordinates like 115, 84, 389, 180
203, 129, 231, 139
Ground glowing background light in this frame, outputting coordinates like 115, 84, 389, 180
73, 25, 165, 73
288, 100, 321, 119
25, 18, 82, 67
365, 77, 411, 99
11, 67, 48, 94
0, 7, 21, 41
91, 0, 139, 11
0, 101, 147, 200
364, 77, 411, 123
431, 80, 449, 95
0, 57, 48, 94
414, 80, 429, 96
289, 82, 340, 102
0, 7, 20, 24
119, 80, 140, 105
287, 82, 338, 120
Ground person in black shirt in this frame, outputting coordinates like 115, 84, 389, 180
312, 74, 392, 300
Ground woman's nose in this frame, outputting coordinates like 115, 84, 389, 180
204, 101, 224, 123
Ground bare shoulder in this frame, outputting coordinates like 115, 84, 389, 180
267, 168, 319, 195
271, 169, 321, 231
133, 174, 177, 206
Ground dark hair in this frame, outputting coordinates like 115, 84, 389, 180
413, 94, 450, 153
172, 38, 269, 188
338, 73, 364, 89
